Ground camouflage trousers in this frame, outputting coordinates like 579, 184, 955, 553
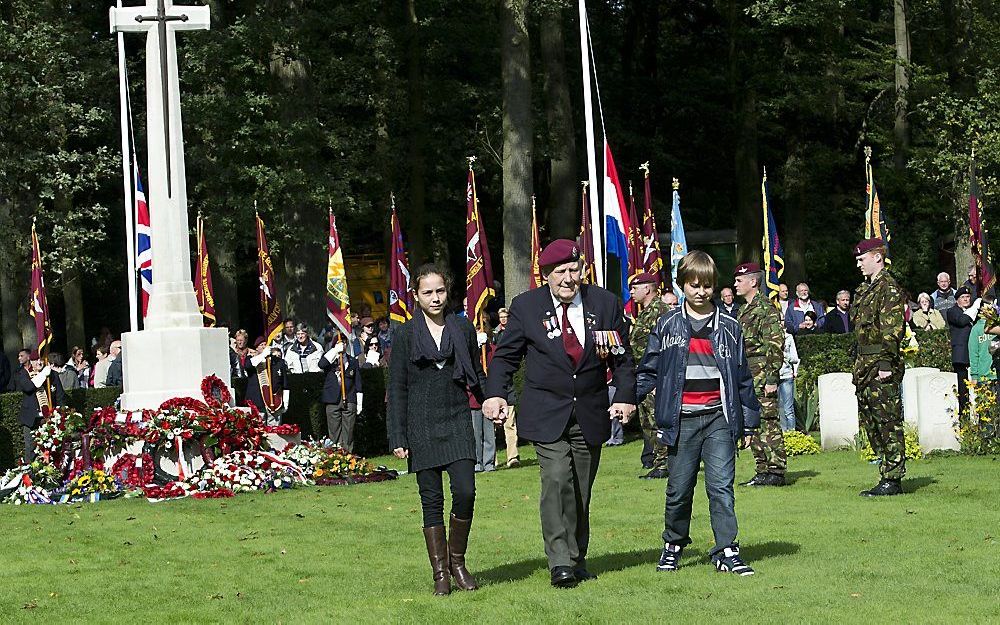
639, 400, 668, 470
857, 379, 906, 480
749, 393, 787, 476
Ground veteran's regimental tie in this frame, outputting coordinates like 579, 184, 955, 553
561, 303, 583, 367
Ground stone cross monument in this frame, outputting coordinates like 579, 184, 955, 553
111, 0, 231, 409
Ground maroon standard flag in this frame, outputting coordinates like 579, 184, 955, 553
640, 163, 664, 282
465, 166, 495, 325
389, 200, 414, 323
579, 182, 597, 284
195, 214, 217, 327
29, 220, 53, 357
969, 160, 996, 296
327, 209, 352, 338
255, 211, 282, 344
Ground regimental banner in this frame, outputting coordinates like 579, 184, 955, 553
389, 201, 413, 324
195, 214, 216, 327
465, 166, 495, 325
326, 209, 352, 338
969, 158, 996, 297
761, 170, 785, 305
864, 146, 891, 262
669, 178, 688, 299
640, 163, 663, 283
579, 182, 596, 284
625, 180, 643, 318
530, 196, 544, 289
29, 221, 53, 357
255, 211, 282, 344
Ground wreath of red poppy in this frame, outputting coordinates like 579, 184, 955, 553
201, 375, 232, 408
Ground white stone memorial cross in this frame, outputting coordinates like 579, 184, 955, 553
110, 0, 209, 328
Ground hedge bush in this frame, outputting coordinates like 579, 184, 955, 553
0, 370, 391, 471
793, 329, 954, 430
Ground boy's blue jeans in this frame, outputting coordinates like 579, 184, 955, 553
663, 410, 738, 556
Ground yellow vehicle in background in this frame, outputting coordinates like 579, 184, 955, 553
345, 254, 388, 319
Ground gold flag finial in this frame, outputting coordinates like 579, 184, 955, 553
864, 145, 872, 161
390, 192, 396, 210
581, 180, 589, 190
467, 155, 477, 170
254, 199, 258, 214
531, 194, 536, 209
763, 165, 767, 181
629, 180, 633, 196
672, 177, 680, 191
640, 161, 650, 177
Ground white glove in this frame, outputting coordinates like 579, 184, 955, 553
282, 389, 290, 407
31, 369, 50, 388
250, 350, 268, 367
964, 297, 983, 320
476, 332, 488, 347
356, 393, 364, 414
324, 344, 344, 361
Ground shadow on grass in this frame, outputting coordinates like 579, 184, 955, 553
903, 476, 937, 493
500, 458, 539, 470
688, 541, 801, 565
478, 548, 661, 585
784, 470, 819, 485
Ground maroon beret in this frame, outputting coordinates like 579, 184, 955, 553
254, 336, 266, 349
629, 272, 658, 287
734, 262, 761, 277
854, 238, 884, 256
539, 239, 581, 268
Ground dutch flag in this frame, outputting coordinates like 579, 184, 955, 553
602, 141, 633, 306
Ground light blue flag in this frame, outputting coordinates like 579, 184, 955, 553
669, 179, 688, 299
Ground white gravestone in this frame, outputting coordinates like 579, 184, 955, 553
818, 372, 859, 449
901, 367, 939, 425
111, 1, 231, 410
915, 371, 961, 452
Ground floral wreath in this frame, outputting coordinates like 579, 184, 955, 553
201, 375, 232, 408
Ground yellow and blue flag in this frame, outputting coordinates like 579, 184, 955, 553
669, 178, 687, 299
761, 170, 784, 304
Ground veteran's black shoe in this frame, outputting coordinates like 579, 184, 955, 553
640, 467, 669, 480
739, 474, 768, 487
860, 478, 903, 497
550, 566, 578, 588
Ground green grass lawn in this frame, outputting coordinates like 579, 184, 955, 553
0, 441, 997, 624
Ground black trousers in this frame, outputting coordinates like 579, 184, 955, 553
415, 458, 476, 527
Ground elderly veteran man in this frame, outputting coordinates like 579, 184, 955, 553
483, 239, 636, 588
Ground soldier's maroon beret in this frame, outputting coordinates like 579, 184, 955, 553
853, 238, 884, 256
254, 336, 267, 349
29, 350, 40, 360
629, 272, 658, 287
538, 239, 581, 268
734, 262, 761, 277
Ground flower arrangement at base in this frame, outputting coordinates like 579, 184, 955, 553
265, 424, 301, 436
59, 470, 124, 502
192, 450, 307, 494
143, 481, 196, 501
281, 440, 397, 486
109, 453, 154, 488
783, 430, 821, 456
33, 409, 87, 466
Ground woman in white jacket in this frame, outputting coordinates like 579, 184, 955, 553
778, 332, 800, 431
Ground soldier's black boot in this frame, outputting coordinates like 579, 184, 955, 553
766, 473, 786, 487
740, 474, 768, 486
640, 467, 668, 480
860, 478, 903, 497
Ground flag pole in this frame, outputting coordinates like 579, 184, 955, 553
578, 0, 603, 286
116, 0, 139, 333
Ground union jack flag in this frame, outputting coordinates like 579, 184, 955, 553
135, 162, 152, 318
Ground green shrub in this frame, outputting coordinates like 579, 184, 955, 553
783, 429, 821, 455
793, 329, 953, 431
856, 424, 922, 461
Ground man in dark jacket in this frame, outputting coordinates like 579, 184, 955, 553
245, 338, 290, 424
318, 338, 362, 451
824, 290, 854, 334
483, 239, 636, 588
947, 286, 980, 416
14, 353, 66, 462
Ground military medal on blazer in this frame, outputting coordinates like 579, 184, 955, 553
543, 310, 562, 339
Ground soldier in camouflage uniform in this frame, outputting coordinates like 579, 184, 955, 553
852, 238, 906, 496
628, 272, 670, 479
733, 262, 788, 487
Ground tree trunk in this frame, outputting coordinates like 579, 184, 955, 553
892, 0, 911, 171
0, 198, 23, 359
405, 0, 428, 265
62, 265, 85, 351
728, 0, 761, 264
501, 0, 533, 300
539, 7, 577, 239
